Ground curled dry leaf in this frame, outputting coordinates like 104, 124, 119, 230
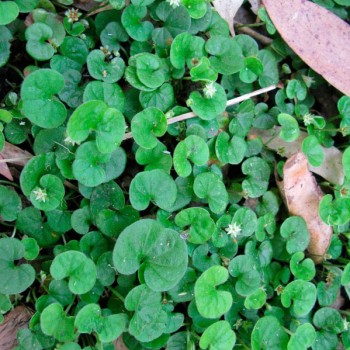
283, 152, 332, 264
248, 0, 261, 14
213, 0, 244, 36
0, 306, 33, 350
0, 154, 13, 181
114, 336, 128, 350
248, 127, 344, 185
1, 142, 33, 167
263, 0, 350, 96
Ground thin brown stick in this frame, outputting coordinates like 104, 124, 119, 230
234, 22, 273, 45
123, 84, 277, 140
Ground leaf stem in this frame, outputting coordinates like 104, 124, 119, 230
109, 286, 125, 302
234, 22, 273, 45
7, 64, 24, 80
123, 85, 277, 141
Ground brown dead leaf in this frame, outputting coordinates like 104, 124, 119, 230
283, 152, 332, 264
248, 127, 344, 185
114, 336, 128, 350
213, 0, 244, 36
0, 154, 13, 181
248, 0, 261, 14
0, 306, 33, 350
0, 142, 33, 167
263, 0, 350, 96
74, 0, 100, 11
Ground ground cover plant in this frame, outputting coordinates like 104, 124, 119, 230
0, 0, 350, 349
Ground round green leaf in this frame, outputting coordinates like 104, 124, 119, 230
0, 26, 13, 67
251, 316, 289, 350
313, 307, 344, 333
131, 107, 167, 149
302, 135, 324, 167
25, 22, 54, 61
87, 49, 125, 83
0, 185, 21, 221
170, 32, 205, 69
113, 219, 188, 291
281, 280, 317, 316
174, 135, 209, 177
199, 321, 236, 350
100, 21, 128, 52
288, 323, 316, 350
0, 238, 35, 294
30, 174, 64, 211
75, 303, 127, 343
121, 5, 153, 42
194, 265, 233, 319
240, 57, 263, 83
67, 100, 126, 154
278, 113, 300, 142
280, 216, 310, 254
231, 207, 257, 238
190, 57, 218, 82
135, 53, 166, 89
139, 83, 175, 112
40, 303, 75, 342
181, 0, 207, 19
22, 237, 40, 260
188, 83, 227, 120
244, 288, 267, 310
0, 1, 19, 25
129, 169, 177, 210
21, 69, 67, 128
319, 194, 350, 226
342, 146, 350, 179
290, 252, 315, 281
175, 207, 215, 244
50, 250, 97, 294
215, 132, 247, 165
193, 172, 228, 214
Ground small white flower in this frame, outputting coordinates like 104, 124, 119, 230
167, 0, 181, 8
344, 319, 350, 331
65, 8, 81, 23
64, 136, 76, 146
32, 188, 48, 203
225, 222, 241, 238
303, 113, 314, 126
203, 82, 216, 99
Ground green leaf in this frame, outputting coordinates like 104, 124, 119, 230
0, 26, 13, 67
190, 57, 218, 82
83, 81, 125, 111
113, 219, 188, 291
50, 251, 97, 294
87, 50, 125, 83
319, 194, 350, 226
286, 79, 307, 101
343, 146, 350, 179
288, 323, 316, 350
251, 316, 289, 350
139, 83, 175, 112
181, 0, 207, 19
231, 207, 257, 238
0, 1, 19, 25
313, 307, 344, 333
342, 262, 350, 286
244, 288, 267, 310
193, 172, 228, 214
215, 132, 247, 165
0, 238, 35, 294
302, 135, 324, 167
174, 135, 209, 177
0, 185, 21, 221
121, 5, 153, 42
25, 23, 54, 61
290, 252, 315, 281
22, 237, 39, 260
280, 216, 310, 254
21, 69, 67, 128
194, 265, 233, 319
188, 83, 227, 120
14, 0, 39, 12
29, 174, 65, 211
199, 321, 236, 350
100, 21, 128, 52
75, 303, 127, 343
281, 280, 317, 316
240, 57, 263, 84
241, 157, 270, 198
206, 36, 243, 75
175, 207, 215, 244
67, 100, 125, 154
129, 169, 177, 210
125, 284, 168, 342
135, 53, 166, 89
170, 32, 205, 69
40, 303, 75, 342
278, 113, 300, 142
131, 107, 167, 149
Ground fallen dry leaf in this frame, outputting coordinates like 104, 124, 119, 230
248, 127, 344, 185
0, 306, 33, 350
114, 336, 128, 350
263, 0, 350, 96
73, 0, 99, 11
213, 0, 244, 36
248, 0, 261, 14
283, 152, 333, 264
0, 154, 13, 181
1, 142, 33, 167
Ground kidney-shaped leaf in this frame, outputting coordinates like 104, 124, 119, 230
0, 1, 19, 25
113, 219, 188, 291
199, 320, 236, 350
194, 265, 233, 319
50, 250, 97, 294
67, 100, 126, 154
0, 185, 22, 221
21, 69, 67, 128
0, 238, 35, 294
